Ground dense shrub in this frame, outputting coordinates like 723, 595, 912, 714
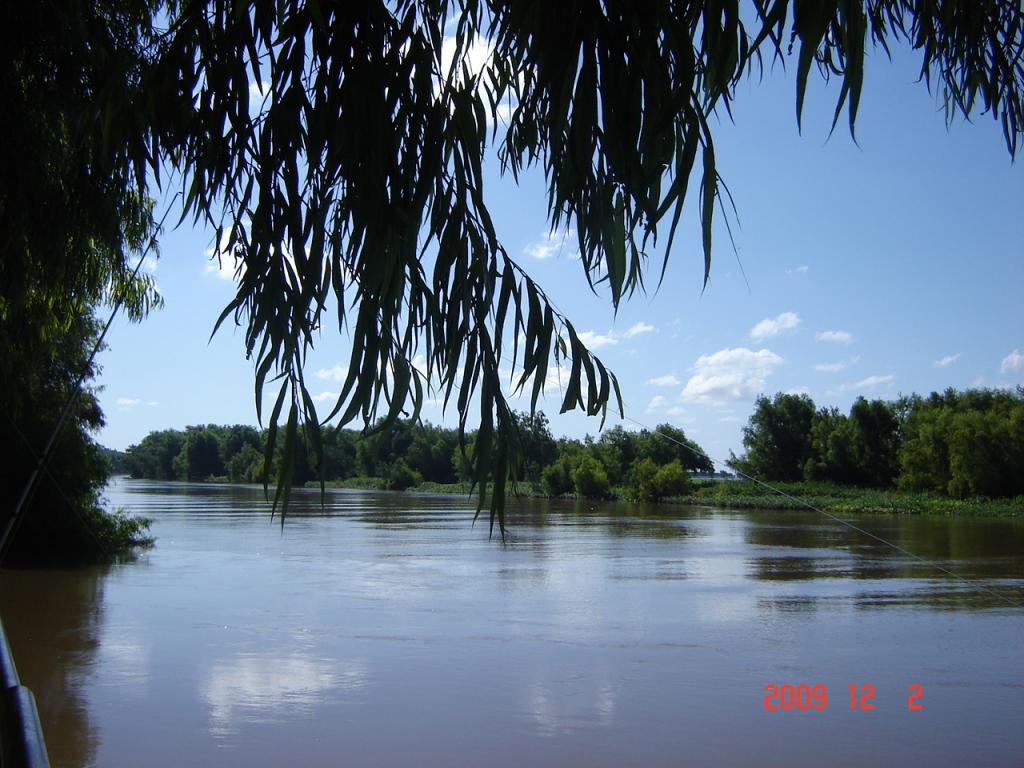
899, 392, 1024, 498
572, 455, 611, 499
542, 455, 575, 496
629, 459, 691, 501
386, 459, 421, 491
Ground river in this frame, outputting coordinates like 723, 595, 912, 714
1, 477, 1021, 767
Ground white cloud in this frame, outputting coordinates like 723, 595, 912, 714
577, 331, 617, 349
116, 397, 141, 407
667, 406, 686, 416
648, 374, 681, 387
542, 362, 570, 391
523, 231, 577, 260
313, 390, 338, 403
749, 311, 801, 342
249, 80, 268, 102
933, 353, 961, 368
1001, 349, 1024, 374
315, 365, 347, 382
576, 323, 654, 350
786, 265, 809, 274
203, 228, 244, 281
203, 260, 235, 280
499, 359, 571, 400
815, 330, 854, 344
441, 36, 495, 85
203, 653, 366, 738
835, 374, 895, 393
494, 102, 515, 124
970, 376, 985, 387
814, 355, 860, 373
680, 347, 784, 404
146, 401, 159, 407
142, 255, 159, 274
439, 36, 516, 126
622, 321, 655, 338
784, 386, 811, 396
646, 395, 666, 413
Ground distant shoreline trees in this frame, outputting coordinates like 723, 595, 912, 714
729, 387, 1024, 499
122, 412, 714, 502
120, 386, 1024, 504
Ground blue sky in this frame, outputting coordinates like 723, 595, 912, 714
97, 46, 1023, 466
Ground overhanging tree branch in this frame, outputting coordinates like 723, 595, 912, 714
128, 0, 1021, 533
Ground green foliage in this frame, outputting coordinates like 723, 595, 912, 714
572, 455, 611, 500
730, 388, 1024, 501
731, 393, 816, 481
174, 428, 225, 481
627, 458, 659, 502
0, 311, 154, 565
320, 427, 358, 481
386, 459, 422, 491
126, 430, 186, 480
0, 1, 162, 564
683, 480, 1022, 518
629, 458, 693, 502
653, 461, 692, 500
592, 424, 712, 487
638, 424, 715, 473
513, 411, 559, 483
847, 398, 901, 487
804, 398, 899, 487
542, 455, 576, 497
898, 388, 1024, 499
0, 2, 161, 343
356, 420, 459, 484
226, 444, 264, 483
452, 439, 477, 483
218, 425, 261, 463
87, 506, 154, 554
101, 446, 131, 475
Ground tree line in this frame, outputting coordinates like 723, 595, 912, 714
122, 386, 1023, 504
730, 387, 1024, 499
122, 413, 715, 503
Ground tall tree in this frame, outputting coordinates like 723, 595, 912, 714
1, 1, 161, 563
637, 424, 715, 473
898, 388, 1024, 498
512, 411, 559, 483
805, 399, 900, 487
731, 393, 816, 482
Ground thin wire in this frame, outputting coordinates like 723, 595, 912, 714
619, 413, 1023, 610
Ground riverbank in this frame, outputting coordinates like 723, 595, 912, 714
308, 478, 1024, 518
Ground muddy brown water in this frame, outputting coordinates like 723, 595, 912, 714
1, 477, 1021, 767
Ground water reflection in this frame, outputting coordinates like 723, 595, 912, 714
202, 652, 368, 737
96, 627, 152, 691
526, 672, 617, 737
0, 566, 109, 768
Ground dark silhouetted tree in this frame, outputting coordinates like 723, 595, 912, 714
731, 394, 816, 482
